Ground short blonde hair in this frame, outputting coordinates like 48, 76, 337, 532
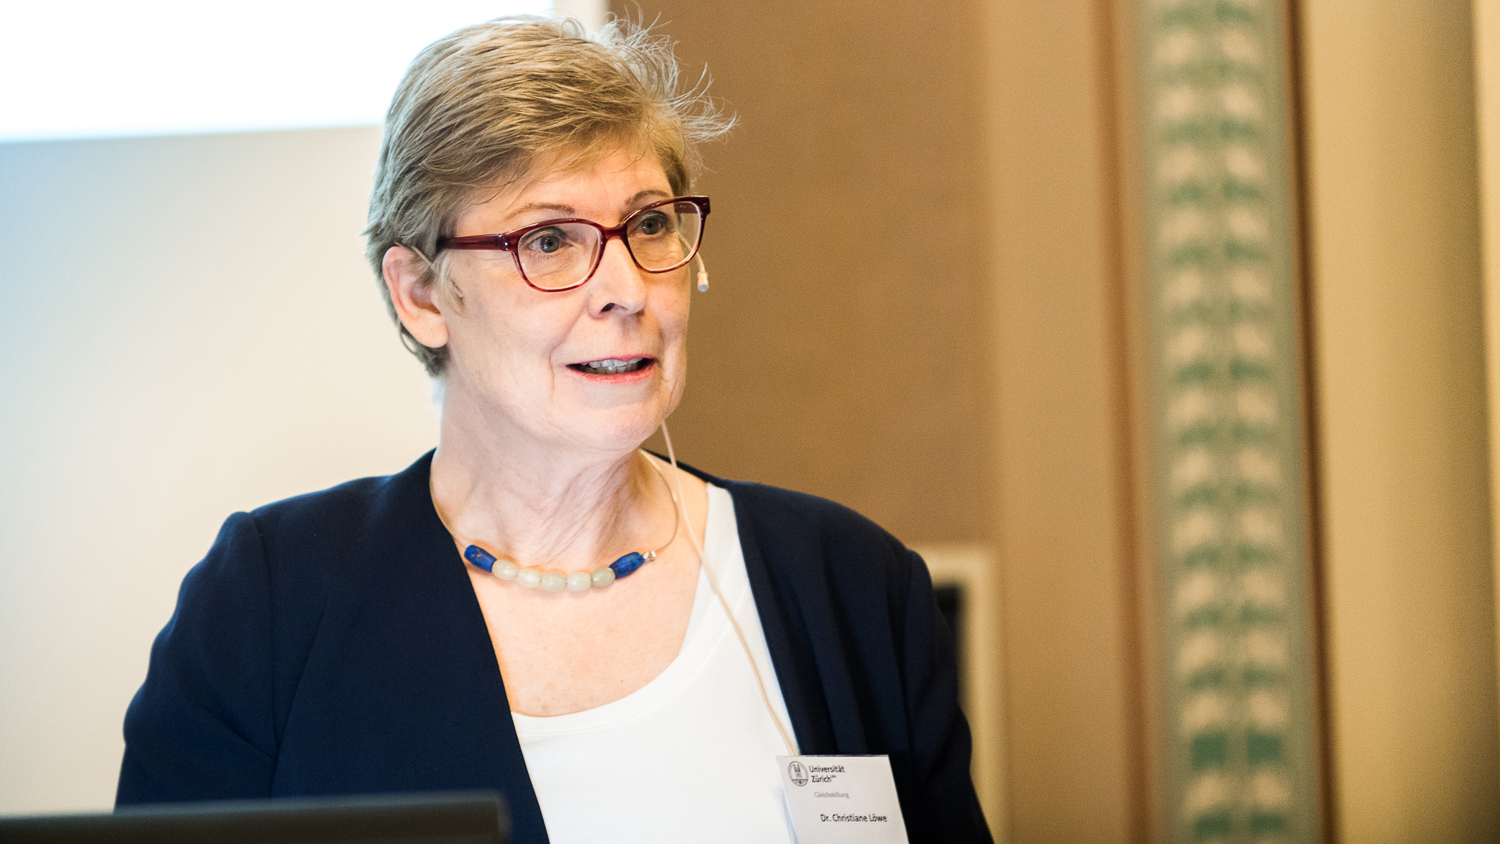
364, 15, 731, 376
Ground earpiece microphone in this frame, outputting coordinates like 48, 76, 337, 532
693, 254, 709, 292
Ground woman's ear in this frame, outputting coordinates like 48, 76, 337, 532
382, 246, 450, 350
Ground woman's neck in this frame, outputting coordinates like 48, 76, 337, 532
428, 406, 672, 573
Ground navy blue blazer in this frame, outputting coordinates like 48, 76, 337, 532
117, 452, 992, 843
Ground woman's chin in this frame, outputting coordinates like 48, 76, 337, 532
556, 368, 683, 454
565, 410, 669, 456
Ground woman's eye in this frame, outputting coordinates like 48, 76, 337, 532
522, 228, 571, 254
631, 211, 673, 237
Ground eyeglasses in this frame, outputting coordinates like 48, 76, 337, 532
436, 195, 710, 292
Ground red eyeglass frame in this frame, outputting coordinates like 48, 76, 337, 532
435, 195, 711, 292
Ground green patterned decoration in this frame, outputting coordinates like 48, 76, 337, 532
1136, 0, 1320, 841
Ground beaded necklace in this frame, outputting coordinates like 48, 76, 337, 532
457, 454, 680, 592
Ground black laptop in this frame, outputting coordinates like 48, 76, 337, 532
0, 791, 508, 844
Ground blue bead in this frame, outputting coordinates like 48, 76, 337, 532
464, 545, 496, 573
610, 552, 646, 578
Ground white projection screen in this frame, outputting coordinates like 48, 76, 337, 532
0, 0, 605, 814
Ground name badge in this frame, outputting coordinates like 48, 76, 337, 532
778, 754, 909, 844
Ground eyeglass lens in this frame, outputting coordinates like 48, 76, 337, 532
516, 200, 704, 290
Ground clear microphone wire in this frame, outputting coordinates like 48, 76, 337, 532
656, 419, 799, 756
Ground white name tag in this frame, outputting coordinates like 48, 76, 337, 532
778, 754, 909, 844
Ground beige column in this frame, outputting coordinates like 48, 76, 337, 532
1301, 0, 1500, 840
977, 1, 1144, 841
1475, 0, 1500, 776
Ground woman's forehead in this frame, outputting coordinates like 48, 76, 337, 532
462, 145, 672, 225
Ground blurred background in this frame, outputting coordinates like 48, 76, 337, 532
3, 0, 1500, 841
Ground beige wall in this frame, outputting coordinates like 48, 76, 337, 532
630, 0, 993, 544
627, 1, 1145, 841
1301, 0, 1500, 840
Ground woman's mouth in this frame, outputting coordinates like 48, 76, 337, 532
568, 357, 653, 376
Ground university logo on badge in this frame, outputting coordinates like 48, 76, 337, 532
787, 760, 809, 787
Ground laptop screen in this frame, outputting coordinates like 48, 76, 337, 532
0, 791, 509, 844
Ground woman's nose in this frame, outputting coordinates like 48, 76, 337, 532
587, 236, 648, 315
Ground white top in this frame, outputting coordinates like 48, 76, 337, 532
511, 484, 798, 844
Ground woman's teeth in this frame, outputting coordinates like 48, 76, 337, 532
575, 358, 646, 375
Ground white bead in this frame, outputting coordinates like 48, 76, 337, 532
516, 568, 543, 589
591, 566, 616, 587
566, 571, 592, 591
494, 560, 520, 580
540, 571, 567, 592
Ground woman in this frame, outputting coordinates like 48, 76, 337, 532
117, 16, 990, 844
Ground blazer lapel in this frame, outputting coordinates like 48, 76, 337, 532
327, 452, 552, 843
